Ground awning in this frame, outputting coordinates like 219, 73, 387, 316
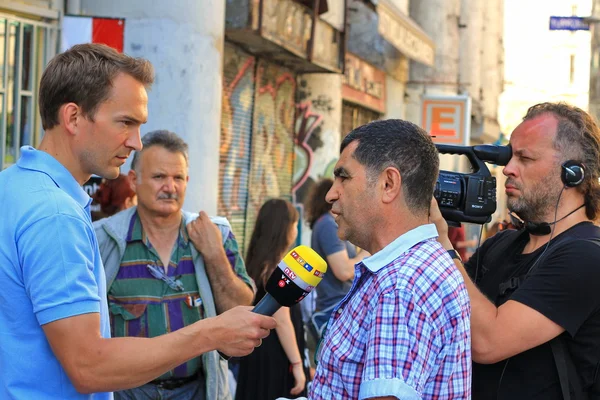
377, 0, 435, 67
294, 0, 329, 14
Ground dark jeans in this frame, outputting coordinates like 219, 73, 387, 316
114, 377, 205, 400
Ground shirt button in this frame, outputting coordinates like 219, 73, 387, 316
337, 308, 343, 314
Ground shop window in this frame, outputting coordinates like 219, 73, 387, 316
341, 100, 382, 138
0, 14, 57, 169
294, 0, 329, 14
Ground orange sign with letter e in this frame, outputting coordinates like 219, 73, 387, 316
421, 95, 471, 145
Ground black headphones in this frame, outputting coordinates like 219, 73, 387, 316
509, 160, 586, 236
560, 160, 585, 187
524, 220, 556, 236
508, 213, 554, 236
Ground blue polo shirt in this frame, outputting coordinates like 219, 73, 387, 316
0, 146, 112, 399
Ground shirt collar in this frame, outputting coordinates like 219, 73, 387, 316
126, 210, 190, 247
17, 146, 91, 209
361, 224, 439, 273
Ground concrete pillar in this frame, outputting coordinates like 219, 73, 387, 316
78, 0, 225, 214
385, 75, 407, 120
458, 0, 482, 100
405, 0, 461, 124
480, 0, 503, 139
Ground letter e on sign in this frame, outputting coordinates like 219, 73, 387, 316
421, 95, 471, 145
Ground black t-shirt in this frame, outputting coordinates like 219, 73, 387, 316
464, 222, 600, 400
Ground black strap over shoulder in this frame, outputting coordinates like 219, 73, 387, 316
471, 229, 522, 286
498, 276, 525, 297
551, 338, 582, 400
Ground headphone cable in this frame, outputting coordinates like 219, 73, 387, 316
474, 223, 484, 283
525, 186, 565, 275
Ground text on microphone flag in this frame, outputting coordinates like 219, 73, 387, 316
284, 267, 297, 280
291, 250, 314, 272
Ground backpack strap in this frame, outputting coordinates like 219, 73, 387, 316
520, 234, 584, 400
551, 338, 576, 400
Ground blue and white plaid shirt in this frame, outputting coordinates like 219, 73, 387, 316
310, 224, 471, 399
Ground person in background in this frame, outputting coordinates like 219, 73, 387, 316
236, 199, 308, 400
92, 174, 137, 221
448, 225, 477, 261
304, 178, 369, 346
94, 130, 266, 400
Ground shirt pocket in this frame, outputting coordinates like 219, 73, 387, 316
108, 298, 148, 337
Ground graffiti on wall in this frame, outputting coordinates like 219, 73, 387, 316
221, 46, 343, 251
243, 62, 297, 245
220, 52, 255, 218
221, 45, 297, 251
248, 62, 296, 208
292, 78, 339, 205
293, 101, 323, 194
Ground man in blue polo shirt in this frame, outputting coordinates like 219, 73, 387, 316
0, 43, 276, 400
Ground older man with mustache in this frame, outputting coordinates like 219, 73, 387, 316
94, 130, 257, 400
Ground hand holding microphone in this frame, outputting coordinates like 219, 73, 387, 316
253, 245, 328, 316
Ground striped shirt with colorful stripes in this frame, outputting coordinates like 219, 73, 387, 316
108, 211, 252, 380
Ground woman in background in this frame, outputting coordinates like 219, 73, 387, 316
91, 174, 136, 221
235, 199, 308, 400
305, 179, 369, 344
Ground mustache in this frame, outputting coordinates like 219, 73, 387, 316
157, 192, 178, 200
505, 179, 521, 190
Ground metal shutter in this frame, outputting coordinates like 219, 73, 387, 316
220, 44, 296, 256
219, 44, 256, 256
244, 59, 296, 250
341, 101, 382, 138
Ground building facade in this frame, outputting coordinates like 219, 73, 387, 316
1, 0, 506, 253
0, 1, 61, 170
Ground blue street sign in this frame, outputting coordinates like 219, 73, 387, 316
549, 16, 590, 31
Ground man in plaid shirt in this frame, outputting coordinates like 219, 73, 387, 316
310, 119, 471, 399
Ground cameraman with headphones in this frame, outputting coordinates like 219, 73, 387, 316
430, 102, 600, 400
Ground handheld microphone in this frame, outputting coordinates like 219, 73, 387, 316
253, 245, 328, 316
217, 246, 327, 360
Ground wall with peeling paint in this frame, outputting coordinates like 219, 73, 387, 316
79, 0, 225, 214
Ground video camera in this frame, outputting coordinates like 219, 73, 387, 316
434, 144, 512, 225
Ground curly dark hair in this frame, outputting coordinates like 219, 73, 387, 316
523, 102, 600, 221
